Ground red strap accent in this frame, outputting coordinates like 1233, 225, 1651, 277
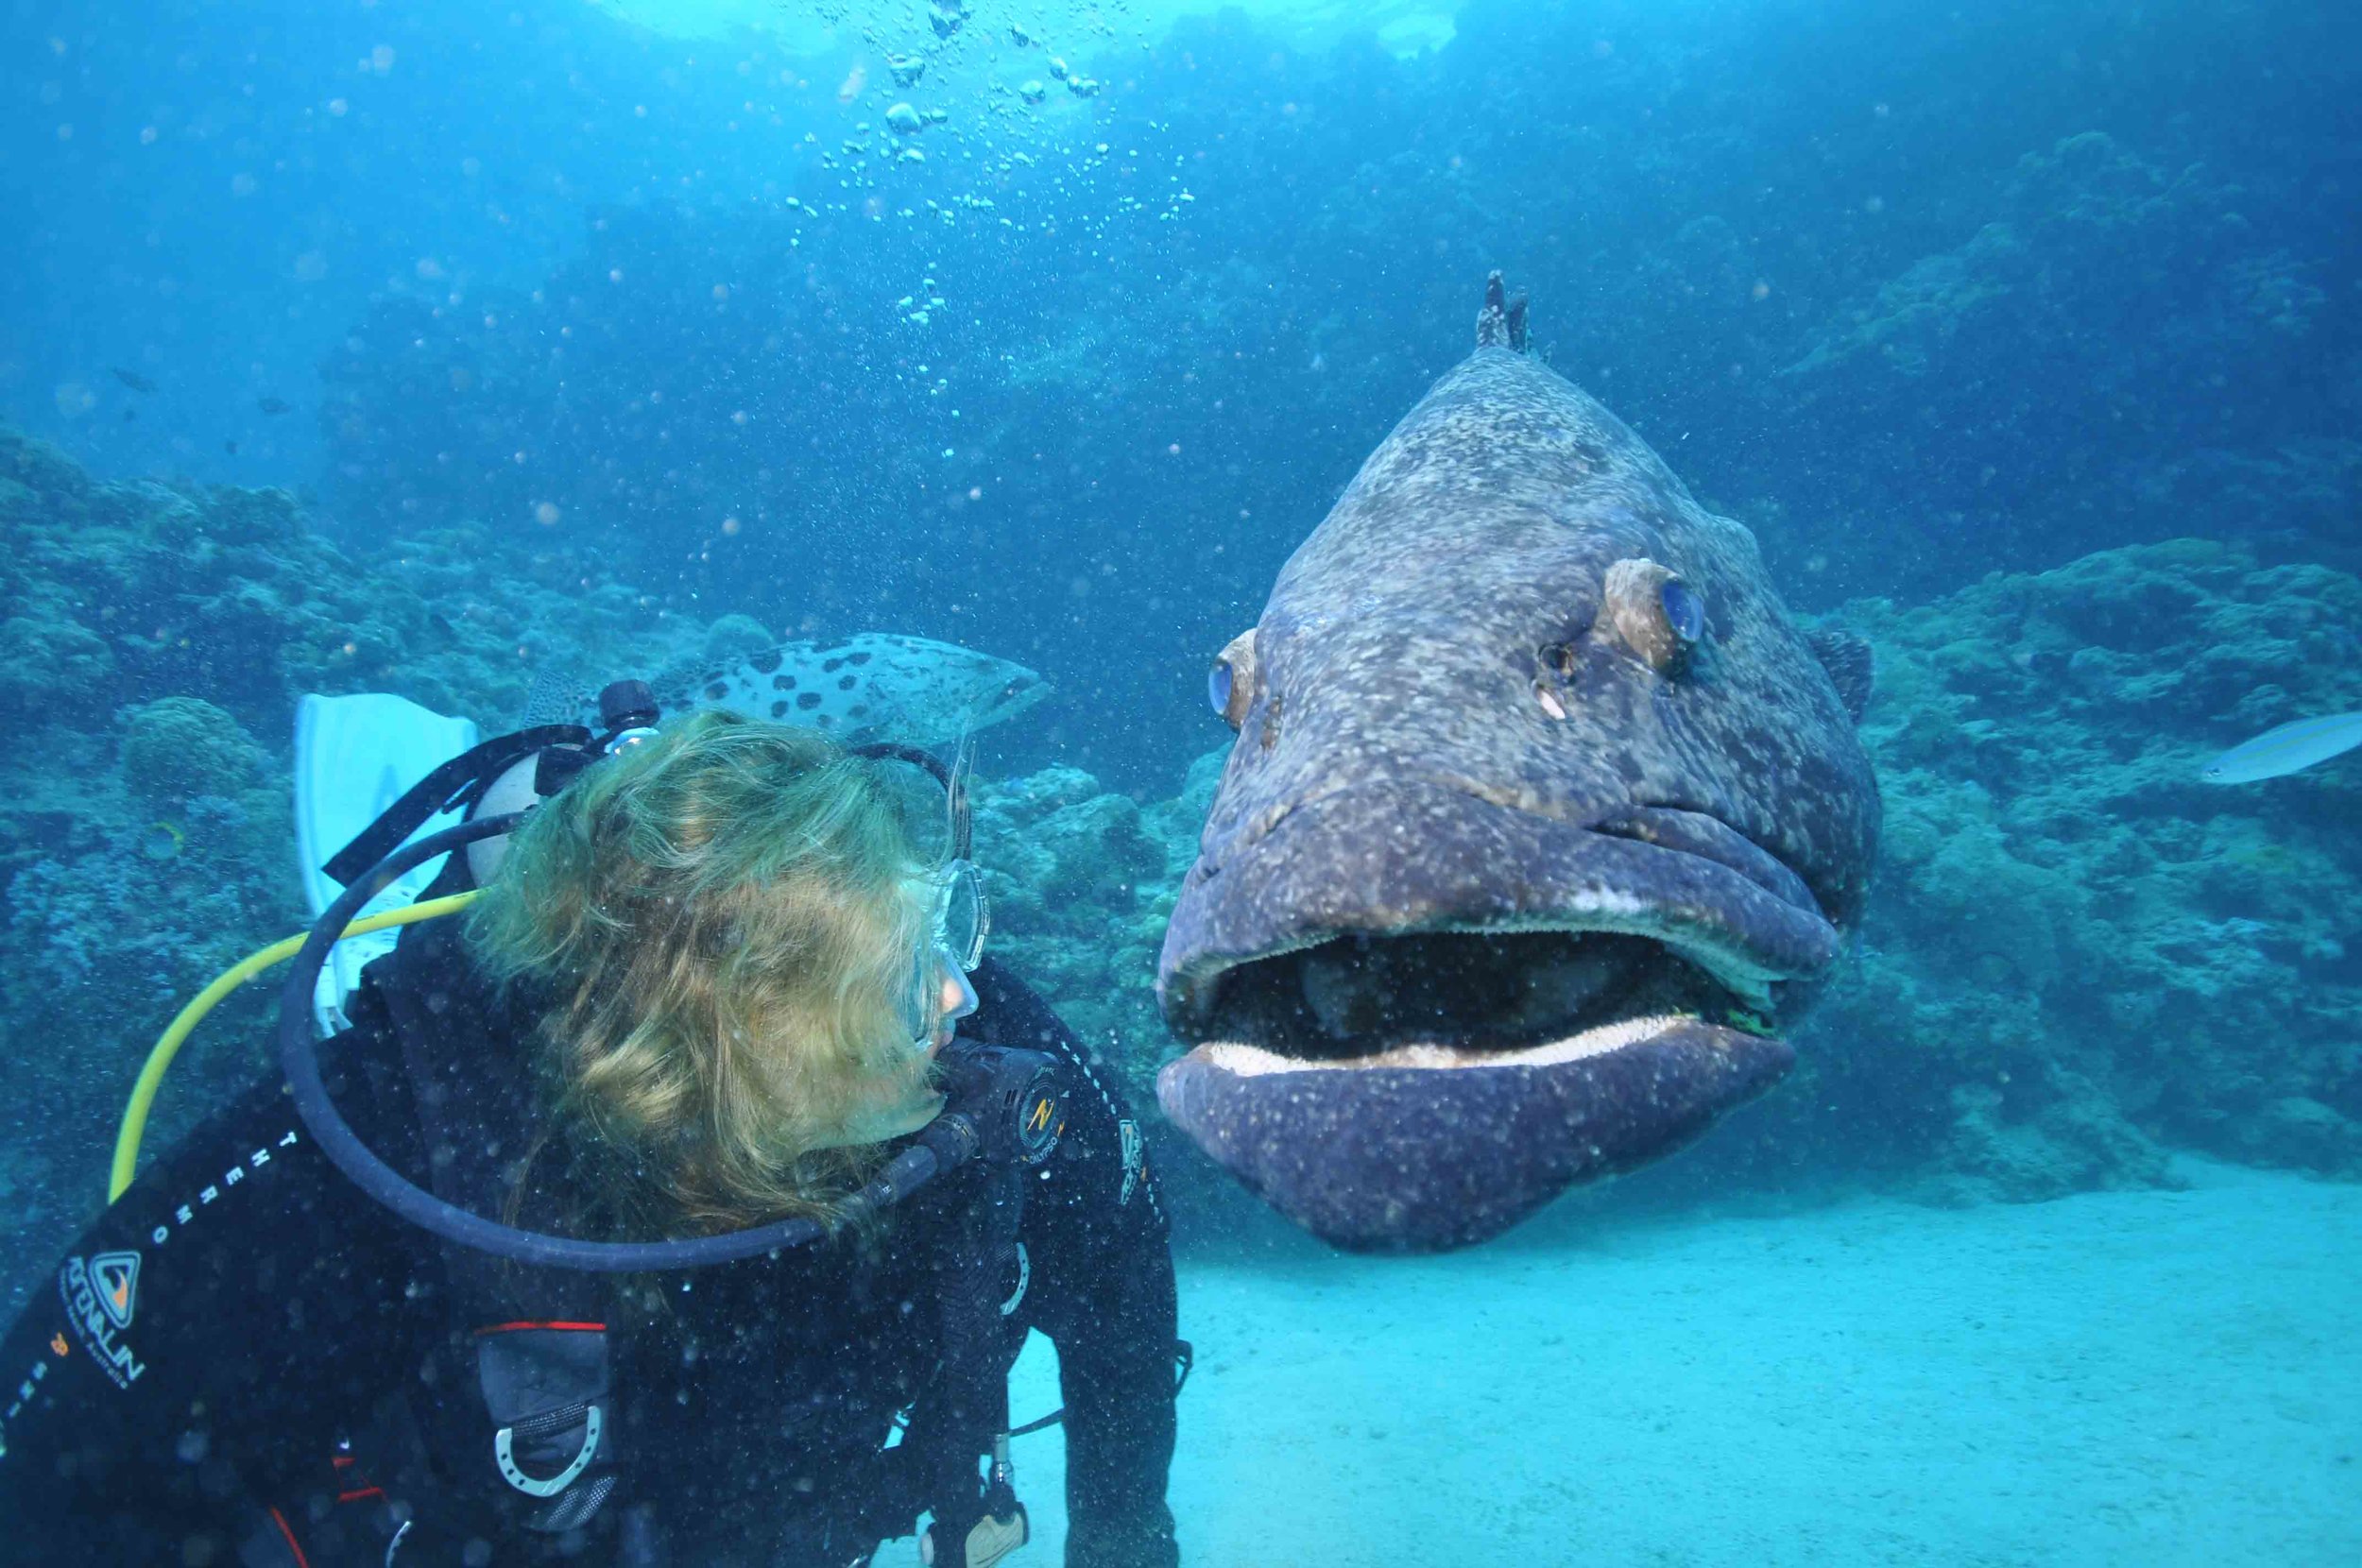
336, 1486, 387, 1505
330, 1456, 354, 1471
473, 1320, 607, 1336
267, 1506, 313, 1568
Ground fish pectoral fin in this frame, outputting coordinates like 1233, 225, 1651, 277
1805, 627, 1874, 722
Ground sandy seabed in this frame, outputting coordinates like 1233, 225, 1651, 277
1006, 1159, 2360, 1566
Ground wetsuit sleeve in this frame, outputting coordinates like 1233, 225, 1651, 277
971, 962, 1180, 1568
0, 1078, 439, 1567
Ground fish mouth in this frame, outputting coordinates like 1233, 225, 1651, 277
1155, 781, 1836, 1251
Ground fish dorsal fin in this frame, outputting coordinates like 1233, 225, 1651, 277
1476, 271, 1531, 352
1805, 627, 1874, 722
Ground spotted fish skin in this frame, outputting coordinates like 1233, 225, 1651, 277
651, 633, 1047, 747
1155, 277, 1881, 1251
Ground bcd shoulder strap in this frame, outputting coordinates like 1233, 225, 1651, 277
910, 1161, 1031, 1563
362, 918, 624, 1538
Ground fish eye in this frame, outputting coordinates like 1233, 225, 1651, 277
1604, 557, 1703, 675
1660, 578, 1704, 645
1209, 628, 1258, 729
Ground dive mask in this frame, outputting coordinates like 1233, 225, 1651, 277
903, 857, 989, 1048
851, 735, 986, 1050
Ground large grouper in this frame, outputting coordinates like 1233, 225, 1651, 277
1156, 276, 1880, 1251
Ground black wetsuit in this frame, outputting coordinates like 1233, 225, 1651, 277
0, 919, 1179, 1567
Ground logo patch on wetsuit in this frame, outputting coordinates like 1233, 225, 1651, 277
92, 1253, 140, 1330
58, 1253, 147, 1390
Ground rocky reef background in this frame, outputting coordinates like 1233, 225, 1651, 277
8, 426, 2358, 1311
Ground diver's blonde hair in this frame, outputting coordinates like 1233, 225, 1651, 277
466, 711, 936, 1236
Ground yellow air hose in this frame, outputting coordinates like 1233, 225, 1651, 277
109, 890, 479, 1202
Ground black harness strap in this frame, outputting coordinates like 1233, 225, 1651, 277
320, 724, 590, 886
912, 1163, 1029, 1554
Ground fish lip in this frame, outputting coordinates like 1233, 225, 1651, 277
1156, 1016, 1796, 1251
1158, 777, 1841, 1037
1154, 778, 1824, 1248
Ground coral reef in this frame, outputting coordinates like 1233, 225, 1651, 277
1776, 133, 2339, 580
1803, 539, 2362, 1196
118, 698, 267, 806
968, 751, 1223, 1110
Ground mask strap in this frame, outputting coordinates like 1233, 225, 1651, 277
848, 740, 969, 863
944, 731, 977, 863
847, 741, 950, 785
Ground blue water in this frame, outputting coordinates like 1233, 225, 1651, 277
4, 0, 2358, 1559
14, 0, 2350, 787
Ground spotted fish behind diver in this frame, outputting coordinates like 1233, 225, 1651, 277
1156, 276, 1882, 1252
653, 633, 1048, 746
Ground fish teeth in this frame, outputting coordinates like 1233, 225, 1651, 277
1196, 1013, 1698, 1076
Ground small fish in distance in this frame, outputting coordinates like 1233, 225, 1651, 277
2199, 712, 2362, 783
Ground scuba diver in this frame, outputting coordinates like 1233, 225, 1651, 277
0, 692, 1182, 1566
